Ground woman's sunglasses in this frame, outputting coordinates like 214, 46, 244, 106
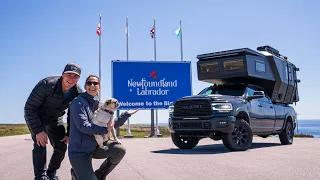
86, 81, 99, 86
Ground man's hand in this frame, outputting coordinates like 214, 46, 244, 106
127, 109, 140, 115
36, 131, 48, 147
60, 136, 69, 144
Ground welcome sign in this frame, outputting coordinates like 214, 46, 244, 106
111, 60, 192, 109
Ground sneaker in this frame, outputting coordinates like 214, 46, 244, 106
40, 175, 50, 180
47, 174, 59, 180
49, 175, 59, 180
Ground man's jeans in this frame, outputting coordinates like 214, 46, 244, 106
30, 123, 67, 180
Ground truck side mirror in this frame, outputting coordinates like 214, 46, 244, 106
247, 91, 265, 101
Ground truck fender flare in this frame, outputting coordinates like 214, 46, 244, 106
234, 107, 251, 123
282, 113, 294, 131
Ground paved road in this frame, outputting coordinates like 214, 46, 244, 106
0, 134, 319, 180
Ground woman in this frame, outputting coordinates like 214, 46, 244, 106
68, 75, 139, 180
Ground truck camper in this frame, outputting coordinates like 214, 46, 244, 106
168, 45, 300, 151
197, 45, 300, 105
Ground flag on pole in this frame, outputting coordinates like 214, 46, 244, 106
150, 27, 155, 38
125, 26, 129, 36
97, 15, 102, 100
176, 20, 183, 61
175, 26, 181, 38
96, 23, 101, 36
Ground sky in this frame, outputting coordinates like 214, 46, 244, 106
0, 0, 319, 126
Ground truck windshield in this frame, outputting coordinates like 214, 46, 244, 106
198, 85, 246, 96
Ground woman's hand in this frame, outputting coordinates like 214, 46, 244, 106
127, 109, 139, 115
108, 119, 114, 129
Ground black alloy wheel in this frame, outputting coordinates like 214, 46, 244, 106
222, 119, 253, 151
279, 121, 294, 145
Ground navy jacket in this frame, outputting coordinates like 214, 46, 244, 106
68, 92, 131, 157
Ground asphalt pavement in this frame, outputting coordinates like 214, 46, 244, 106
0, 134, 319, 180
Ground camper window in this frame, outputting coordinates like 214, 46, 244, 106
289, 66, 292, 80
199, 62, 219, 72
255, 61, 266, 72
285, 65, 293, 81
285, 65, 288, 80
223, 59, 244, 71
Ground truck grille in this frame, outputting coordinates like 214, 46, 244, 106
173, 99, 212, 117
172, 122, 212, 129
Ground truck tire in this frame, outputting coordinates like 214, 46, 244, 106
279, 121, 294, 145
171, 133, 199, 149
222, 119, 253, 151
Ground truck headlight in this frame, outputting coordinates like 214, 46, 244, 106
212, 103, 233, 112
168, 105, 174, 114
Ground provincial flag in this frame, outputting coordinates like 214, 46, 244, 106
96, 23, 101, 36
175, 26, 181, 38
150, 27, 155, 38
125, 26, 129, 36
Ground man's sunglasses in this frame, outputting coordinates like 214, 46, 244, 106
86, 81, 99, 86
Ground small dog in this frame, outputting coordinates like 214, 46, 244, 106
91, 98, 121, 150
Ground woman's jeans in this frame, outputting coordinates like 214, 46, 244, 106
69, 140, 126, 180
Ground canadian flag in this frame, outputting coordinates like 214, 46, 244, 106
96, 23, 101, 36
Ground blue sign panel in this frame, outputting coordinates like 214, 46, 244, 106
112, 61, 192, 109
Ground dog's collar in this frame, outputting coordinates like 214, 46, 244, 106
103, 109, 114, 115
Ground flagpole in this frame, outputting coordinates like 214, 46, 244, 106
154, 18, 160, 136
99, 15, 102, 100
180, 20, 183, 61
154, 18, 156, 62
150, 18, 155, 137
125, 16, 133, 138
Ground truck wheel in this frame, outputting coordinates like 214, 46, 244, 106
222, 119, 253, 151
279, 121, 294, 145
171, 133, 199, 149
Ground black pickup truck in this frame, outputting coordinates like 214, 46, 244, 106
168, 46, 300, 151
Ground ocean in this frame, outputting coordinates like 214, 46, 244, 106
153, 120, 320, 138
295, 120, 320, 138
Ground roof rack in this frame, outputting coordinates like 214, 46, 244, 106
257, 45, 288, 61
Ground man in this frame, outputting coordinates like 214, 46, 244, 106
24, 62, 83, 180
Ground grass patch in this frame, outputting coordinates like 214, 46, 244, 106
0, 124, 31, 137
294, 133, 314, 138
118, 125, 171, 138
2, 124, 313, 139
0, 124, 171, 138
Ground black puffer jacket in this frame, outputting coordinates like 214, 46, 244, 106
24, 76, 82, 136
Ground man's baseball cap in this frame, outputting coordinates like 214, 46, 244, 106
63, 62, 81, 76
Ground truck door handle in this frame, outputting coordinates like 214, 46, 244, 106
258, 105, 262, 107
270, 106, 273, 108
